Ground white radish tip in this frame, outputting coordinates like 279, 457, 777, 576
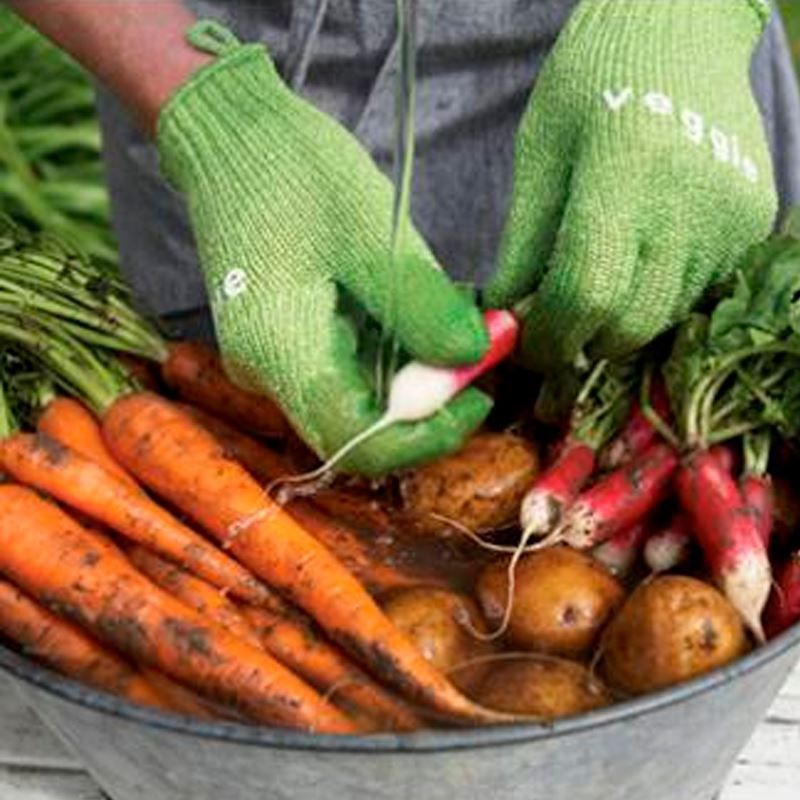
386, 363, 458, 423
593, 544, 631, 578
721, 553, 772, 644
519, 492, 561, 536
644, 537, 685, 575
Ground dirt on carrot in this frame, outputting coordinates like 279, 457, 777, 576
126, 541, 417, 727
101, 392, 509, 725
0, 484, 357, 734
0, 578, 169, 710
0, 432, 272, 607
162, 341, 288, 439
240, 603, 419, 732
126, 546, 265, 650
178, 404, 292, 484
37, 397, 138, 489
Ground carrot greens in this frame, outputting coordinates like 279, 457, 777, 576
0, 9, 116, 265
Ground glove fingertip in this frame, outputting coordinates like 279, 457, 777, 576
452, 303, 492, 363
402, 282, 490, 365
450, 385, 494, 420
482, 278, 516, 311
438, 387, 494, 445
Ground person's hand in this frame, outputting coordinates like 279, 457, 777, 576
157, 23, 490, 476
486, 0, 778, 373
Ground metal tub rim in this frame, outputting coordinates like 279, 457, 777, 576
2, 623, 799, 755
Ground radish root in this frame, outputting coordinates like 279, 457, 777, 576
266, 416, 395, 502
428, 514, 550, 643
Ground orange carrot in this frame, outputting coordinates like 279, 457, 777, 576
175, 410, 423, 596
0, 486, 356, 733
239, 603, 419, 731
0, 578, 168, 710
0, 433, 272, 608
84, 540, 244, 721
179, 404, 291, 483
127, 546, 264, 650
129, 545, 418, 730
103, 393, 507, 724
162, 342, 288, 438
37, 397, 138, 489
139, 669, 218, 719
287, 500, 426, 596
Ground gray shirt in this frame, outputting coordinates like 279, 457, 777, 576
95, 0, 800, 319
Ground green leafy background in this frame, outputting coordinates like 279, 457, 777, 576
779, 1, 800, 77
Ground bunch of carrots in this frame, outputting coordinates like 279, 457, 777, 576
0, 218, 516, 733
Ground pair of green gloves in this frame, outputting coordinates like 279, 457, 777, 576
158, 0, 777, 476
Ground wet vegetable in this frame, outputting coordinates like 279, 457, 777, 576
382, 587, 495, 694
401, 432, 539, 536
601, 576, 747, 695
475, 656, 612, 719
476, 546, 624, 658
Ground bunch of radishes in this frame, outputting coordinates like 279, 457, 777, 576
516, 231, 800, 644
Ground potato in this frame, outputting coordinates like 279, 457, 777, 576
476, 546, 624, 658
382, 587, 495, 693
600, 576, 748, 695
475, 656, 612, 719
400, 433, 539, 536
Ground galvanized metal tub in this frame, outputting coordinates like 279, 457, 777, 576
1, 625, 799, 800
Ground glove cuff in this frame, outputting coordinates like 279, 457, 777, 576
157, 21, 285, 190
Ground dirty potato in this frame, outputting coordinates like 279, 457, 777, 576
600, 576, 748, 695
476, 546, 625, 658
400, 433, 539, 536
382, 587, 495, 693
475, 656, 612, 719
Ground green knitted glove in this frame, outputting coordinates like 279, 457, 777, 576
158, 22, 491, 477
486, 0, 778, 373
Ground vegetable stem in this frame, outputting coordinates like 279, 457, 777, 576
640, 363, 680, 450
705, 421, 763, 446
685, 342, 800, 448
0, 379, 15, 438
0, 314, 123, 415
743, 430, 771, 478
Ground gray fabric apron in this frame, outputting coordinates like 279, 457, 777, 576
95, 0, 800, 335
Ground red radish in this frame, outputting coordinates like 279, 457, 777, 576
556, 443, 680, 551
275, 311, 519, 485
384, 310, 519, 422
644, 513, 693, 574
601, 378, 670, 470
763, 555, 800, 639
741, 474, 774, 549
593, 520, 650, 578
711, 445, 737, 475
518, 440, 596, 537
676, 449, 771, 642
